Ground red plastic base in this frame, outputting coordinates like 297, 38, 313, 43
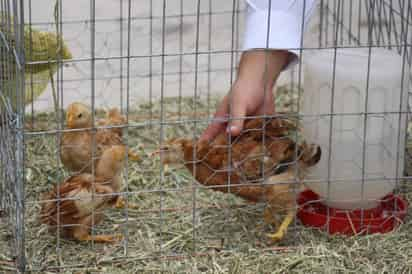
297, 190, 408, 235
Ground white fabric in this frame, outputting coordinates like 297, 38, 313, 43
243, 0, 316, 70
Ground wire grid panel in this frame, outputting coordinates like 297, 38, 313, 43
24, 0, 244, 114
0, 0, 411, 272
0, 0, 26, 272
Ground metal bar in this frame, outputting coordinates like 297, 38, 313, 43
90, 0, 97, 251
325, 0, 341, 234
28, 0, 34, 127
15, 0, 26, 271
158, 0, 167, 263
359, 0, 376, 230
120, 0, 124, 112
55, 0, 64, 269
23, 42, 412, 67
23, 172, 412, 206
123, 0, 133, 256
191, 0, 203, 256
293, 0, 309, 242
149, 0, 153, 124
224, 0, 238, 247
21, 10, 246, 27
178, 0, 184, 118
206, 0, 212, 118
394, 0, 411, 214
23, 110, 412, 136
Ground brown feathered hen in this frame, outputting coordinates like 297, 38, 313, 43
157, 118, 321, 242
60, 102, 140, 175
40, 145, 127, 243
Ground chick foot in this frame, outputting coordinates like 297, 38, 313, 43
266, 211, 295, 242
267, 230, 286, 242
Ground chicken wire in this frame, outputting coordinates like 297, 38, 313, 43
0, 0, 411, 273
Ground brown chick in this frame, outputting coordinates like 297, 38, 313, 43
40, 145, 127, 243
263, 141, 321, 241
60, 102, 140, 174
97, 108, 127, 137
157, 117, 321, 242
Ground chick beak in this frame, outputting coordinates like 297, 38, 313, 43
149, 149, 162, 157
150, 144, 172, 157
67, 114, 74, 127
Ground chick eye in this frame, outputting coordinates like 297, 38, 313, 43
77, 113, 83, 118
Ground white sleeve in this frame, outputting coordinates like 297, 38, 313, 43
243, 0, 317, 70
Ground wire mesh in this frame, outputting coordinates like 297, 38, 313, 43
0, 0, 411, 272
0, 0, 25, 272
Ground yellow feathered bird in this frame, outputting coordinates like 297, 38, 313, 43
0, 14, 72, 110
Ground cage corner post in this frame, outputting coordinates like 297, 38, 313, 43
14, 0, 26, 271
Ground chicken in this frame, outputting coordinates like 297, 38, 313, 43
60, 102, 140, 174
40, 145, 127, 243
157, 117, 321, 242
97, 108, 127, 137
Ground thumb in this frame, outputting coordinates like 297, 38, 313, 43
227, 97, 247, 136
199, 97, 229, 141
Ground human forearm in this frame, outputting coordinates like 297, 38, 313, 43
236, 50, 290, 94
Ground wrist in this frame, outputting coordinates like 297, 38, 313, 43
237, 50, 289, 89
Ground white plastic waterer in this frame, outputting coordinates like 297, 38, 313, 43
302, 48, 409, 210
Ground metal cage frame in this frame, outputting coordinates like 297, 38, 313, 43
0, 0, 411, 272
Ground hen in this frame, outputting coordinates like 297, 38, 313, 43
157, 118, 321, 241
40, 145, 127, 243
60, 102, 140, 175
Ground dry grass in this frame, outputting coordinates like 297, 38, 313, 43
1, 88, 412, 273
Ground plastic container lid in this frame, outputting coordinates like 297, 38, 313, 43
297, 190, 408, 235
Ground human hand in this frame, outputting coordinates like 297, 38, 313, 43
200, 50, 290, 141
200, 78, 275, 141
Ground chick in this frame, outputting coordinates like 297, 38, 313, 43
40, 145, 127, 243
156, 118, 321, 242
263, 142, 321, 241
97, 108, 127, 137
60, 102, 140, 174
